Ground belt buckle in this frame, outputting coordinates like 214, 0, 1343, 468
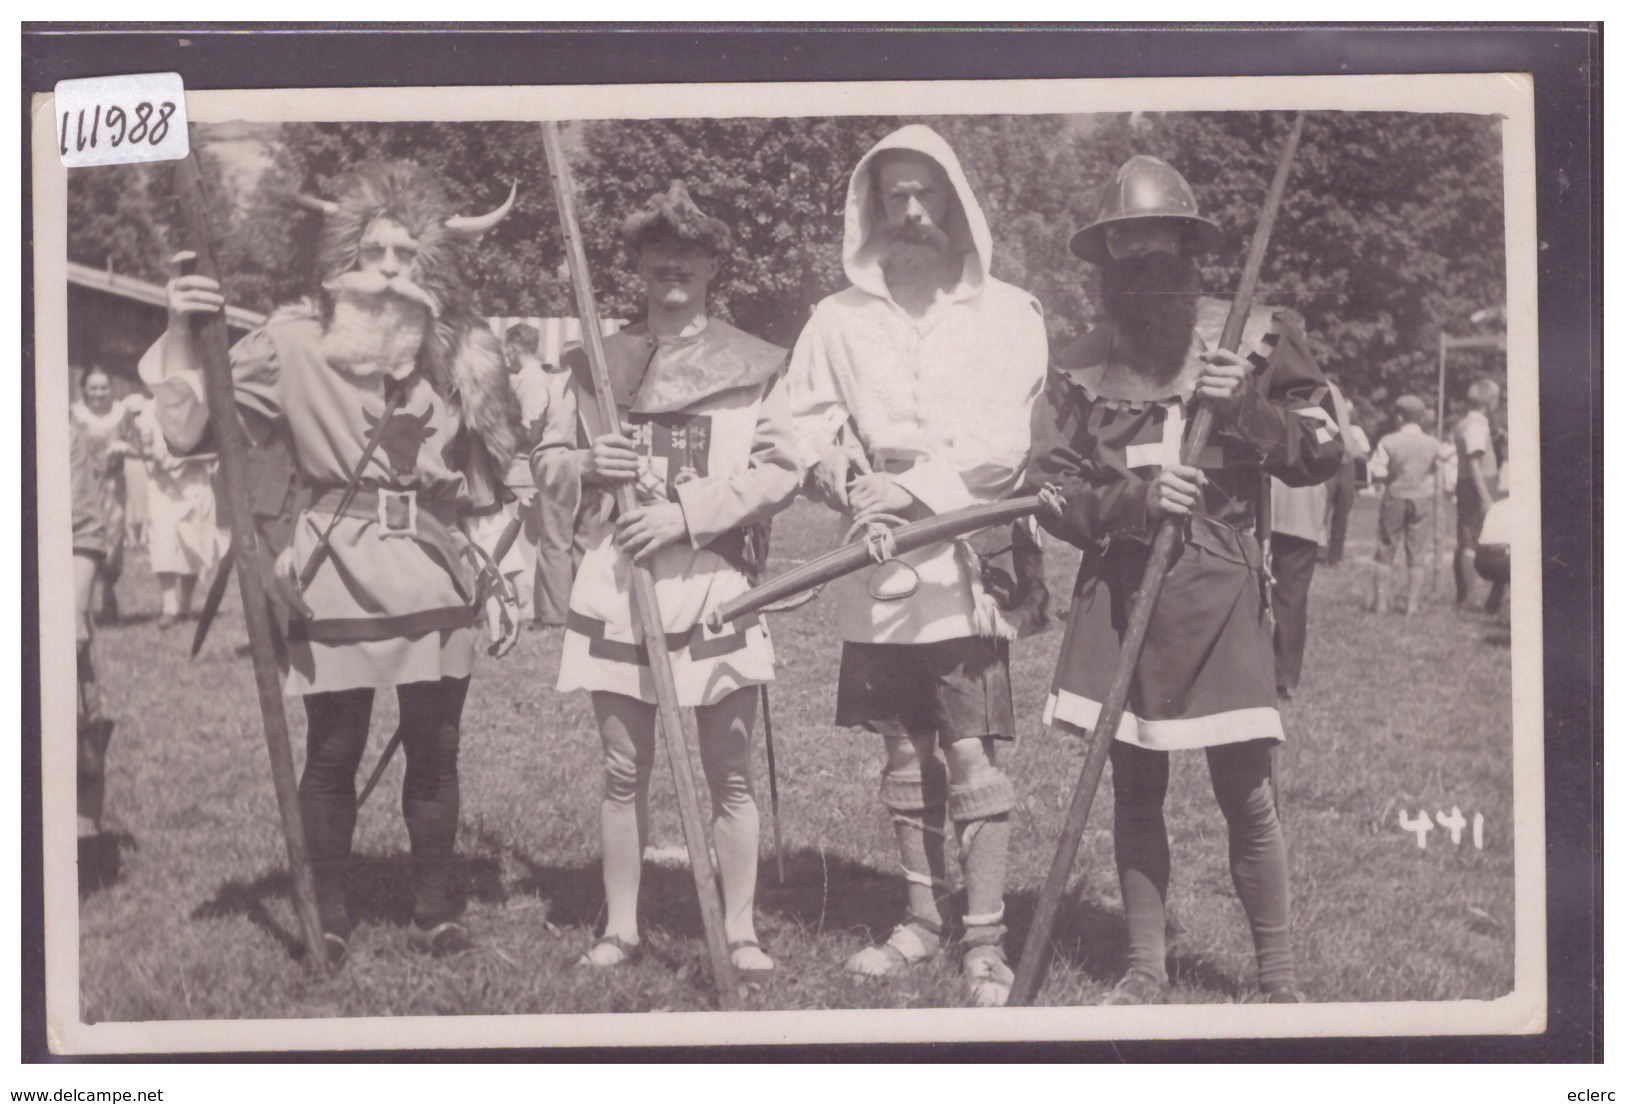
377, 488, 418, 538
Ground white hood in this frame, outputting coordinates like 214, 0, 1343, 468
842, 124, 993, 301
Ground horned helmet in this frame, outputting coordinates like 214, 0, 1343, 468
293, 162, 516, 320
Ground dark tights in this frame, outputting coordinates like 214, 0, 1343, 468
1109, 738, 1295, 990
300, 676, 469, 934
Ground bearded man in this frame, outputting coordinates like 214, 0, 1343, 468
142, 163, 525, 964
784, 125, 1049, 1007
1026, 156, 1343, 1004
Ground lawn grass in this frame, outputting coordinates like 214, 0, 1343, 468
76, 494, 1516, 1020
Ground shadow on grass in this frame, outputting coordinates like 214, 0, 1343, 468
96, 610, 169, 630
477, 827, 722, 948
1002, 890, 1243, 1000
78, 830, 136, 898
472, 829, 1246, 1002
755, 847, 908, 939
190, 851, 505, 961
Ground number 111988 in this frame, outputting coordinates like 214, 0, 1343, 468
54, 72, 188, 169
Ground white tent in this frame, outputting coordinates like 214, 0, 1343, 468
486, 316, 627, 367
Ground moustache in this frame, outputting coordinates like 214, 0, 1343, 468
879, 221, 951, 250
323, 270, 441, 316
1100, 252, 1200, 295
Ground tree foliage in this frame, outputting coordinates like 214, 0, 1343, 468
66, 111, 1506, 410
65, 151, 235, 285
1074, 111, 1507, 406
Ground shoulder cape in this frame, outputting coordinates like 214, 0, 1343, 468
564, 319, 787, 414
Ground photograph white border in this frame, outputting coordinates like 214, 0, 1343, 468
31, 71, 1544, 1054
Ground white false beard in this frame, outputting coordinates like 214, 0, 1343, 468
321, 275, 438, 380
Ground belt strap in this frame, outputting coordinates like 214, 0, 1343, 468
308, 486, 462, 526
302, 487, 474, 604
566, 609, 762, 666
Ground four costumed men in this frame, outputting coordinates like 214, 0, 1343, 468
135, 140, 1344, 1005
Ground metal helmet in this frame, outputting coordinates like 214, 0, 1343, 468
1068, 155, 1223, 265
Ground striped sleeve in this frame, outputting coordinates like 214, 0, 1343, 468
1214, 308, 1344, 488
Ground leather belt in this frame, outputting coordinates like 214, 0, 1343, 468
303, 487, 474, 603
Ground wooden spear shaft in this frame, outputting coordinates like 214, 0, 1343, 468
170, 146, 330, 974
540, 123, 740, 1007
1008, 112, 1306, 1006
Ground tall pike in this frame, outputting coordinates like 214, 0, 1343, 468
540, 122, 741, 1008
168, 143, 330, 975
1008, 112, 1308, 1006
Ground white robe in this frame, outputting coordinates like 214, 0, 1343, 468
782, 124, 1049, 645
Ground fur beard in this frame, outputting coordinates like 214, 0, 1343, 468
1098, 253, 1202, 381
321, 288, 432, 380
312, 285, 519, 473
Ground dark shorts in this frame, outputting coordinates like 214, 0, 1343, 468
1456, 488, 1488, 550
835, 637, 1016, 745
1376, 496, 1429, 566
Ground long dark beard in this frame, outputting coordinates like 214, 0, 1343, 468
1098, 253, 1202, 380
321, 273, 438, 379
877, 222, 954, 289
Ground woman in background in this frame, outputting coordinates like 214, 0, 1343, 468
70, 368, 132, 625
128, 394, 227, 625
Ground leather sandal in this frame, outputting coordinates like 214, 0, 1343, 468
961, 935, 1013, 1008
321, 933, 348, 970
576, 933, 642, 968
730, 939, 775, 978
1100, 970, 1168, 1006
408, 919, 474, 957
1248, 983, 1309, 1004
844, 915, 942, 977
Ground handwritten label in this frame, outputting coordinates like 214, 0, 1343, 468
1398, 807, 1487, 850
55, 72, 188, 168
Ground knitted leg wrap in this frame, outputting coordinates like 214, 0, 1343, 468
880, 759, 950, 924
950, 768, 1015, 938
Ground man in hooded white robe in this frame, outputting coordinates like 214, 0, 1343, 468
784, 125, 1048, 1007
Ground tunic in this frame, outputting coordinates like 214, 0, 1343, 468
534, 320, 800, 708
1028, 299, 1343, 751
141, 314, 504, 696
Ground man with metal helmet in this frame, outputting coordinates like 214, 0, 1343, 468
141, 163, 527, 965
1026, 155, 1343, 1005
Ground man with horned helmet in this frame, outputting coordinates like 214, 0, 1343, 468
1026, 155, 1343, 1004
783, 125, 1049, 1007
535, 181, 801, 977
142, 163, 525, 964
